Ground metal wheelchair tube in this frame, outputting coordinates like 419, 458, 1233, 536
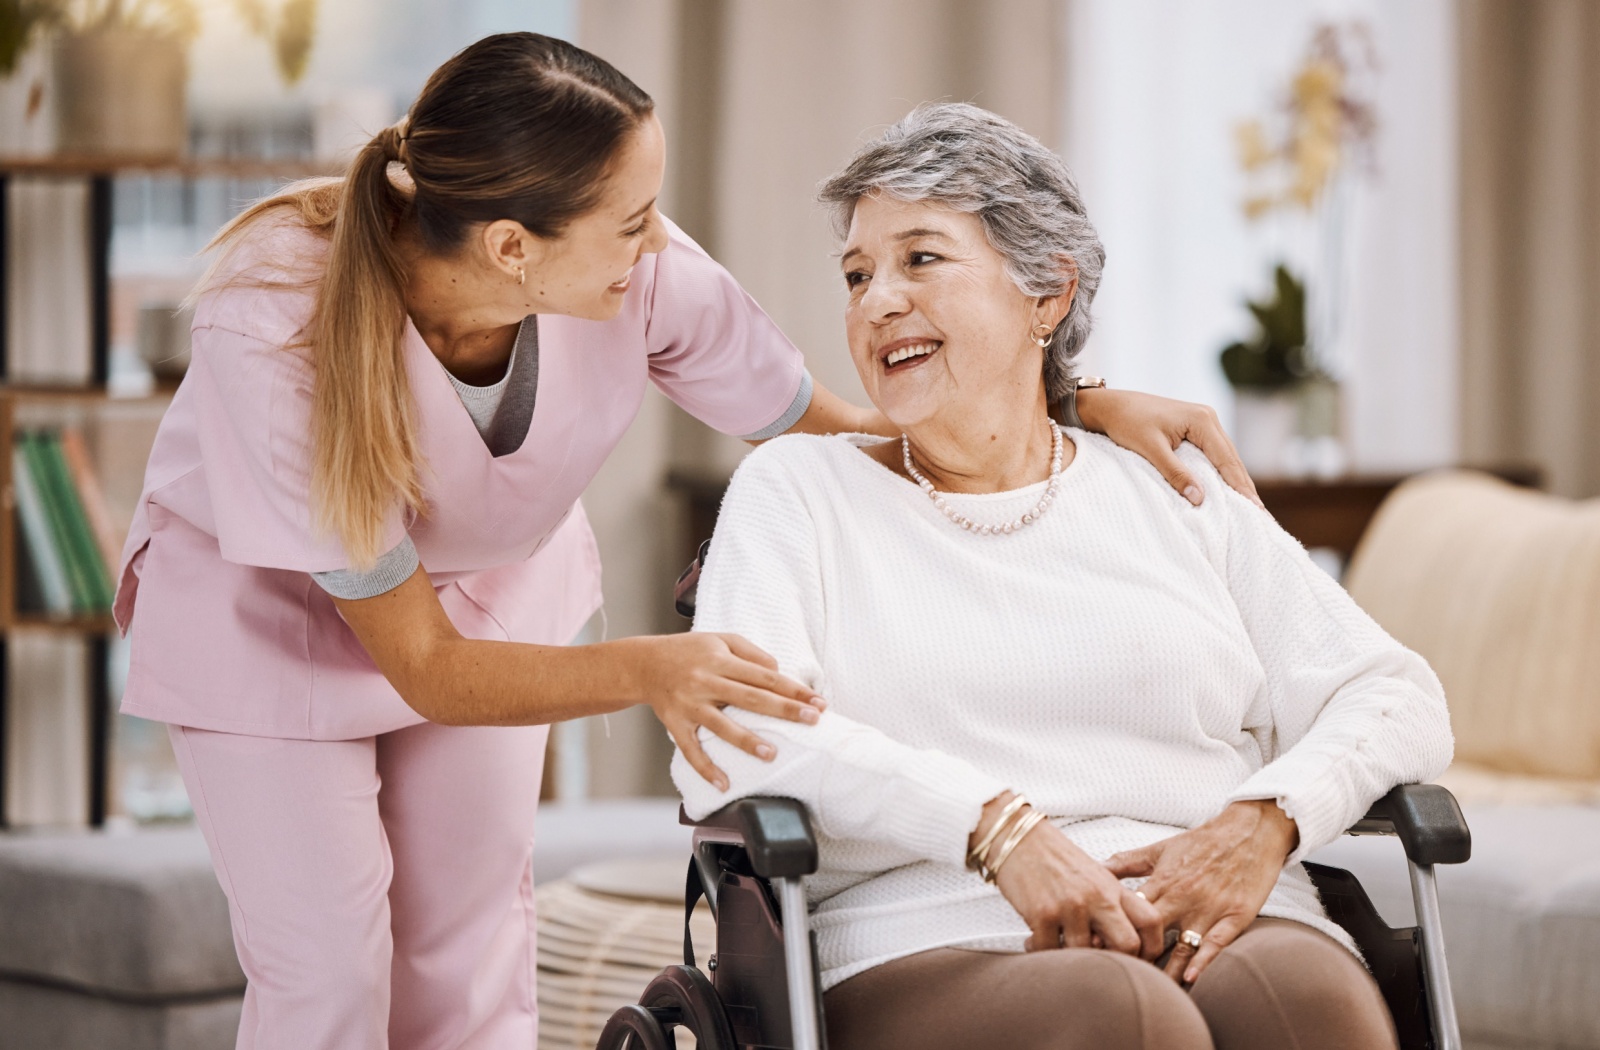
1407, 860, 1462, 1050
776, 876, 822, 1050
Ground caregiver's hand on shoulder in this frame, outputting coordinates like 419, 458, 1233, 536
1075, 388, 1264, 510
1104, 800, 1299, 984
974, 796, 1163, 959
624, 632, 825, 790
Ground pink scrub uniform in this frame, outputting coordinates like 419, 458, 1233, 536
114, 216, 805, 1049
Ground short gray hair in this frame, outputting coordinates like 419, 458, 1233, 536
818, 103, 1103, 406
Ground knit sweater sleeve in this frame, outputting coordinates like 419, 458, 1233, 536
1173, 447, 1455, 862
670, 440, 1007, 868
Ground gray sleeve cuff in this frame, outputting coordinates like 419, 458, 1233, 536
1059, 386, 1083, 430
312, 535, 420, 599
740, 370, 814, 441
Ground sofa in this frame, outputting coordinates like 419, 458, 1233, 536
0, 798, 688, 1050
1309, 469, 1600, 1050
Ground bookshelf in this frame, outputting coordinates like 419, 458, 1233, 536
0, 154, 337, 829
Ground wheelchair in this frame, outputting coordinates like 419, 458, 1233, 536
594, 544, 1473, 1050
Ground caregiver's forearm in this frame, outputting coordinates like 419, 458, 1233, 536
771, 378, 895, 439
397, 634, 663, 727
334, 565, 659, 726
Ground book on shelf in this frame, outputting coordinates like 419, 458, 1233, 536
3, 181, 94, 386
9, 428, 116, 617
10, 441, 73, 614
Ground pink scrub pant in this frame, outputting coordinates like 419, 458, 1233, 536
169, 720, 548, 1050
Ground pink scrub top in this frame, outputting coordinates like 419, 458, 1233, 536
113, 217, 805, 740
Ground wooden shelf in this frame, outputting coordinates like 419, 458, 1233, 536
0, 383, 178, 404
0, 154, 341, 180
2, 613, 117, 634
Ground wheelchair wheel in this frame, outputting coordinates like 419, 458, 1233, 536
595, 1004, 674, 1050
639, 965, 737, 1050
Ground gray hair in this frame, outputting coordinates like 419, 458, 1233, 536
818, 102, 1104, 406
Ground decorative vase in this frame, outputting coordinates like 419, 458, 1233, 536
53, 29, 187, 157
1231, 388, 1298, 477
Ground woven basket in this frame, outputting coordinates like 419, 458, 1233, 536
537, 858, 716, 1050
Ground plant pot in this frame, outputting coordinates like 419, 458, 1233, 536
53, 28, 187, 158
1231, 388, 1298, 477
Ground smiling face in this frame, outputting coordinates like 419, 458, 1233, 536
841, 195, 1058, 436
476, 113, 670, 322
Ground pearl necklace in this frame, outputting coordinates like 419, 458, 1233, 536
901, 422, 1064, 535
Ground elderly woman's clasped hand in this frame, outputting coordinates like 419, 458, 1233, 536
1105, 800, 1300, 984
974, 793, 1299, 986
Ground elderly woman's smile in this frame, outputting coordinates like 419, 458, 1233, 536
841, 195, 1073, 492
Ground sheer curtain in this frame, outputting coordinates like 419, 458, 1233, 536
1062, 0, 1461, 474
1459, 0, 1600, 498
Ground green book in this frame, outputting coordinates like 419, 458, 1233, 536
20, 432, 92, 612
39, 432, 115, 611
11, 443, 72, 614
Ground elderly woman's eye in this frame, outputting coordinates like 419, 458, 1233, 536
908, 251, 941, 266
844, 270, 870, 288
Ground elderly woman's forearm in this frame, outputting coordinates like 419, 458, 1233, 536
673, 708, 1006, 867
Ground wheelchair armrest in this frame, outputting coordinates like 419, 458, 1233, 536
680, 797, 819, 879
1347, 784, 1471, 866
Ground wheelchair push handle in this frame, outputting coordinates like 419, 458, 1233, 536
1349, 783, 1471, 867
675, 539, 713, 619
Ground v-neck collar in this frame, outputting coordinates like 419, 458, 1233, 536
408, 315, 540, 461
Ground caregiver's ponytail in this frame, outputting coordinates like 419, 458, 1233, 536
205, 33, 654, 567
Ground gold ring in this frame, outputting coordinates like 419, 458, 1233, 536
1179, 929, 1203, 950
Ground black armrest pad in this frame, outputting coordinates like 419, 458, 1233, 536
680, 797, 819, 879
1351, 784, 1471, 866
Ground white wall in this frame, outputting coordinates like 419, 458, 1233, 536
1064, 0, 1459, 472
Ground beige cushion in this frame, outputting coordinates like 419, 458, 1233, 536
1344, 471, 1600, 778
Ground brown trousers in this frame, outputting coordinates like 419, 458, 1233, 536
822, 919, 1399, 1050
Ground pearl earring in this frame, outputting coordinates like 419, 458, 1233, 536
1032, 323, 1053, 348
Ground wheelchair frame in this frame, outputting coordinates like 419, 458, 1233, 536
598, 543, 1472, 1050
598, 789, 1469, 1050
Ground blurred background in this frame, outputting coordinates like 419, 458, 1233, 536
5, 3, 1600, 1049
0, 0, 1593, 825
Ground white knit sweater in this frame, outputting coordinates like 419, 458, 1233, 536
671, 430, 1453, 990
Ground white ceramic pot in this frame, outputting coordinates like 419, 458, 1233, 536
53, 28, 187, 157
1231, 388, 1298, 477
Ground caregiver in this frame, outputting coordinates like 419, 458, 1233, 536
114, 32, 1257, 1050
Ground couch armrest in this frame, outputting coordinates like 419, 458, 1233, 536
680, 797, 818, 879
1348, 784, 1471, 866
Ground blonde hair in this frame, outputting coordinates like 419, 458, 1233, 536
197, 34, 652, 568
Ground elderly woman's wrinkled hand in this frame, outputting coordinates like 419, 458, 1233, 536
1076, 388, 1265, 509
993, 820, 1166, 959
1103, 800, 1298, 984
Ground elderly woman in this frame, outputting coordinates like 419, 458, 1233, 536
671, 103, 1452, 1050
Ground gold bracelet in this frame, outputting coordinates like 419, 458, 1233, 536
984, 810, 1047, 883
966, 794, 1028, 872
971, 801, 1036, 882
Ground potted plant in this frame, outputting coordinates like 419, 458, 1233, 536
1, 0, 316, 158
1223, 21, 1376, 477
1220, 264, 1311, 474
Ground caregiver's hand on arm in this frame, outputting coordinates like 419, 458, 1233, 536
1104, 800, 1298, 984
332, 568, 822, 787
973, 793, 1163, 959
1076, 388, 1263, 508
